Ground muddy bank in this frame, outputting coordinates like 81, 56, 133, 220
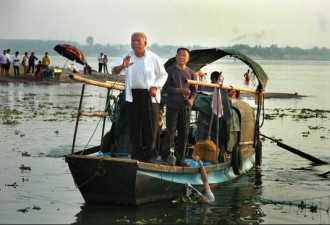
0, 65, 124, 83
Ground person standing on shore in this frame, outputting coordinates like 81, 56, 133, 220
42, 52, 51, 68
103, 55, 109, 74
27, 52, 38, 74
111, 32, 168, 163
22, 52, 29, 75
5, 49, 11, 75
161, 48, 197, 166
12, 51, 20, 76
0, 50, 6, 75
98, 53, 104, 73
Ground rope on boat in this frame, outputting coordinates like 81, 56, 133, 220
76, 158, 106, 189
79, 81, 121, 155
106, 94, 120, 122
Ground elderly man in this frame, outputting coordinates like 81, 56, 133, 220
111, 32, 168, 163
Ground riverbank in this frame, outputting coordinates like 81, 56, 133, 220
0, 64, 124, 83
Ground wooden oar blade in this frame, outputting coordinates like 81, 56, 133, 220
261, 133, 328, 165
276, 142, 328, 165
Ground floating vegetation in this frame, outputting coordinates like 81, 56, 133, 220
301, 131, 310, 137
265, 107, 329, 121
17, 207, 29, 213
116, 216, 130, 224
32, 205, 41, 210
19, 164, 31, 171
116, 216, 162, 225
17, 205, 41, 213
308, 125, 325, 130
22, 152, 31, 157
5, 182, 18, 188
54, 130, 59, 134
174, 195, 197, 204
264, 114, 276, 120
135, 218, 162, 224
43, 118, 58, 122
176, 218, 187, 224
2, 119, 20, 125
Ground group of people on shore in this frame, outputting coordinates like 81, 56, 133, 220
0, 50, 51, 77
98, 53, 109, 74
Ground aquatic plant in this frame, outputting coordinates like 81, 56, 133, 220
5, 182, 18, 188
17, 207, 29, 213
174, 195, 198, 204
21, 152, 31, 157
19, 164, 31, 171
135, 218, 162, 224
116, 216, 130, 224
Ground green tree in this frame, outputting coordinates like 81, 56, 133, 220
85, 36, 94, 46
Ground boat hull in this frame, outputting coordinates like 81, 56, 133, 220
65, 147, 255, 206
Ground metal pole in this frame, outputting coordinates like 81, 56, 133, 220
215, 87, 220, 164
101, 88, 110, 149
71, 84, 85, 154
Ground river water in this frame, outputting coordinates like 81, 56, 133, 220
0, 57, 330, 224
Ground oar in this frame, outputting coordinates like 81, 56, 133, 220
186, 79, 265, 94
260, 134, 328, 165
318, 170, 330, 178
69, 74, 125, 91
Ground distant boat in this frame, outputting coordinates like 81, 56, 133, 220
65, 48, 268, 206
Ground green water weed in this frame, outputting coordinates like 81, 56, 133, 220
19, 164, 31, 171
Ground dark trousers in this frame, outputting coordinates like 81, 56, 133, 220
127, 89, 159, 162
162, 107, 190, 165
103, 64, 108, 74
14, 66, 19, 76
98, 63, 103, 73
28, 64, 35, 73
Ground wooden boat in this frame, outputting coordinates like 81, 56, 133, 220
65, 48, 268, 206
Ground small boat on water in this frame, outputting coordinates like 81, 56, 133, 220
65, 48, 268, 206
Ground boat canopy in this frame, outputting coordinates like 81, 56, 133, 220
164, 48, 268, 92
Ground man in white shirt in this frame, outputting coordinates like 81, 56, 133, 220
111, 32, 168, 163
0, 50, 7, 75
12, 51, 20, 76
98, 53, 104, 73
5, 49, 11, 75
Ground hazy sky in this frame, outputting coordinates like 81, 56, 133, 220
1, 0, 330, 48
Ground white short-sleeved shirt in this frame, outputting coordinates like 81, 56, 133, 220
12, 56, 20, 66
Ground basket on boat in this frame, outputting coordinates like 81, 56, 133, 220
192, 138, 219, 164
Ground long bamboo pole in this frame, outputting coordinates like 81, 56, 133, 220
80, 112, 109, 117
70, 74, 125, 91
72, 84, 85, 154
186, 79, 265, 94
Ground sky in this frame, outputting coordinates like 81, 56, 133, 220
1, 0, 330, 49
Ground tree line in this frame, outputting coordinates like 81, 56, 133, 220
1, 39, 330, 60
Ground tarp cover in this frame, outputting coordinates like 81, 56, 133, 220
164, 48, 268, 91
